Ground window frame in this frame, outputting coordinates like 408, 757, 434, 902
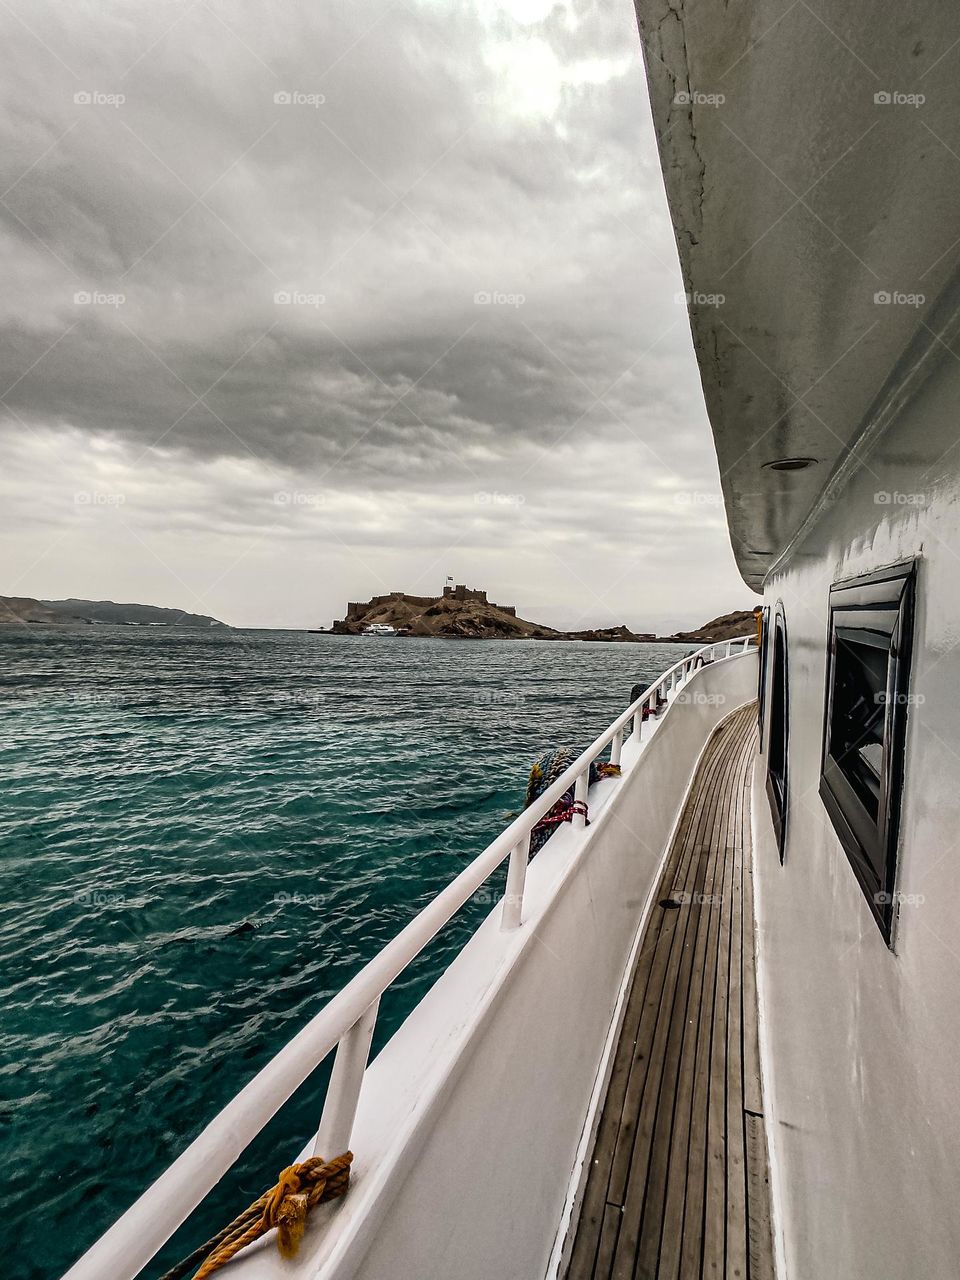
764, 601, 789, 861
819, 561, 917, 943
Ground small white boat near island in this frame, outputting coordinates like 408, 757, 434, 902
360, 623, 398, 636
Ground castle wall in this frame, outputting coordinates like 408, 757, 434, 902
348, 593, 436, 618
348, 587, 517, 620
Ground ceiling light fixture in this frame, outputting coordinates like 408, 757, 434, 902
761, 457, 817, 472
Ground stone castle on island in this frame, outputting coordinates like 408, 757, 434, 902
345, 584, 516, 621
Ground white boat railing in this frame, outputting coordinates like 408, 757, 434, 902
62, 633, 756, 1280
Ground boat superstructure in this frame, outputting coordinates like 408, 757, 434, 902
62, 2, 960, 1279
360, 624, 398, 636
634, 1, 960, 1275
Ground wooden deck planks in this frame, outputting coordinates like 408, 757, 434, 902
633, 718, 746, 1280
568, 775, 705, 1277
609, 720, 738, 1280
565, 704, 774, 1280
676, 749, 732, 1280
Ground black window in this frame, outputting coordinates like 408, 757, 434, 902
764, 603, 788, 860
819, 562, 917, 942
757, 605, 771, 736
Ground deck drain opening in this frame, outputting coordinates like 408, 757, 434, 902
658, 897, 683, 910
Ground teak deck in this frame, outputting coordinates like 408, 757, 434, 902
566, 703, 774, 1280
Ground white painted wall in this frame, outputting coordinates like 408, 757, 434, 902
752, 336, 960, 1279
228, 653, 759, 1280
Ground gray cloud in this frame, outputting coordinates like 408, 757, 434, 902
0, 0, 754, 628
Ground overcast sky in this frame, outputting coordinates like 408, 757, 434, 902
0, 0, 754, 631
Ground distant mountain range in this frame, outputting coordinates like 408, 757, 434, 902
0, 596, 227, 628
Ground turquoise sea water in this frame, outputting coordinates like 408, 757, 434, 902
0, 626, 689, 1279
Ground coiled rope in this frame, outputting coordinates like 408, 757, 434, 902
158, 1152, 353, 1280
524, 747, 621, 856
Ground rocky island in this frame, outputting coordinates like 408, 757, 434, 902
330, 585, 757, 643
666, 609, 758, 644
332, 584, 566, 639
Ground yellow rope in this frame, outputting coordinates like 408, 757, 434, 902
178, 1152, 353, 1280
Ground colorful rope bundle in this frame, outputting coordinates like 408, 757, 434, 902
524, 747, 621, 855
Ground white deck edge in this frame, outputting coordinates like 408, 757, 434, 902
750, 761, 789, 1280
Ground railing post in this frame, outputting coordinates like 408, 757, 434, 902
314, 998, 380, 1158
501, 832, 531, 930
573, 769, 589, 829
610, 727, 623, 767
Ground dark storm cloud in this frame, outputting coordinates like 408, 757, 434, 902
0, 0, 712, 488
0, 309, 706, 486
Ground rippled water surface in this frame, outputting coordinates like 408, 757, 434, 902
0, 625, 690, 1279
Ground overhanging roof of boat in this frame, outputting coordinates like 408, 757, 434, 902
635, 0, 960, 589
